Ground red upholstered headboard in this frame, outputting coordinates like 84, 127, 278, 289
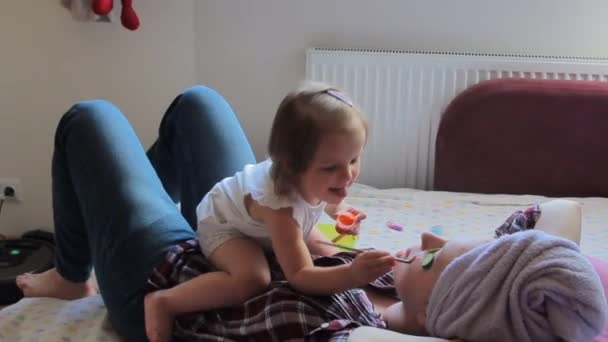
434, 78, 608, 197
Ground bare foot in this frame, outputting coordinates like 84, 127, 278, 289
16, 268, 97, 300
144, 290, 174, 342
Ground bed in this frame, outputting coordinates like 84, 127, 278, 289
1, 78, 607, 341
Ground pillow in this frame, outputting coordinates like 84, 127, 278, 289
535, 199, 581, 245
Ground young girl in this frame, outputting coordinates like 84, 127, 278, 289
144, 82, 396, 341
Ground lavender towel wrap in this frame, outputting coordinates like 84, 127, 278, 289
426, 230, 606, 341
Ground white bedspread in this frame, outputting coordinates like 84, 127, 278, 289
2, 185, 607, 341
0, 295, 122, 341
319, 184, 608, 260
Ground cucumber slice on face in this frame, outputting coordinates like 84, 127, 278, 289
421, 248, 441, 270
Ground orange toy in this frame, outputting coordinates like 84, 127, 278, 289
332, 212, 357, 242
336, 212, 356, 234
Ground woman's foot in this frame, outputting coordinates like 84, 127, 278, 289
144, 290, 174, 342
16, 268, 97, 300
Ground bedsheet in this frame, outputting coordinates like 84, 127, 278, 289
0, 295, 122, 341
1, 184, 606, 341
318, 184, 608, 260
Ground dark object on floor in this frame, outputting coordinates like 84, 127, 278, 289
0, 230, 55, 305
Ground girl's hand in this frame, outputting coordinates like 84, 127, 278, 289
350, 250, 395, 286
336, 208, 367, 236
346, 207, 366, 235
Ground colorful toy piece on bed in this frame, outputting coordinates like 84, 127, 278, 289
385, 221, 404, 232
332, 212, 357, 243
336, 211, 356, 233
317, 223, 357, 250
430, 225, 443, 235
318, 211, 360, 249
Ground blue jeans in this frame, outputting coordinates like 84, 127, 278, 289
51, 85, 256, 341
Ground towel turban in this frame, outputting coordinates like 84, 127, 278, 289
426, 230, 607, 341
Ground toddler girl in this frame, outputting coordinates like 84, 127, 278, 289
144, 82, 395, 342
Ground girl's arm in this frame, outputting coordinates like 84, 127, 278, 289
262, 206, 393, 295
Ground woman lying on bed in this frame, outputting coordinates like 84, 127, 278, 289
371, 199, 607, 341
16, 85, 606, 342
15, 85, 385, 341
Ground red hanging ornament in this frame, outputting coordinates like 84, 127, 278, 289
120, 0, 140, 31
92, 0, 113, 15
91, 0, 140, 31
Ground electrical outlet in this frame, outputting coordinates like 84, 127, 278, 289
0, 178, 22, 202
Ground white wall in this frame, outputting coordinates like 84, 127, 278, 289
0, 0, 196, 237
3, 0, 608, 237
193, 0, 608, 158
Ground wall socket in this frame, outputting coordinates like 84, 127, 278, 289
0, 178, 22, 202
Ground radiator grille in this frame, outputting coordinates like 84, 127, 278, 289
306, 48, 608, 189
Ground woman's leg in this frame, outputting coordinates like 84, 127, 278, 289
147, 85, 256, 229
18, 100, 195, 341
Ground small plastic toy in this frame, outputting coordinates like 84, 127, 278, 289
332, 212, 357, 242
430, 225, 443, 235
386, 221, 404, 231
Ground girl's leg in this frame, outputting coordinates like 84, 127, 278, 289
19, 100, 195, 341
144, 237, 270, 342
147, 85, 256, 229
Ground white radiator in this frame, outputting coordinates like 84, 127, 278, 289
305, 48, 608, 190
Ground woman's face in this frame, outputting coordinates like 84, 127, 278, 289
392, 232, 486, 333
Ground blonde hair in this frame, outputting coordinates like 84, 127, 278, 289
268, 81, 368, 196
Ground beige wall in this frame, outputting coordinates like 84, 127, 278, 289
193, 0, 608, 158
0, 0, 196, 237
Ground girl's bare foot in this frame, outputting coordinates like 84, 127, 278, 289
144, 290, 174, 342
16, 268, 97, 300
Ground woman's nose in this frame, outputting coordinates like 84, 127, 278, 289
420, 231, 446, 250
